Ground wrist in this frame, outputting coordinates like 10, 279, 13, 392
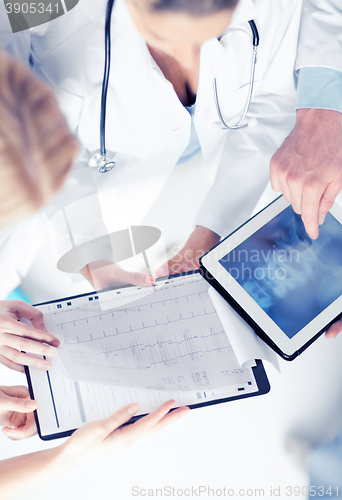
51, 441, 84, 475
296, 108, 342, 128
184, 226, 220, 253
194, 226, 220, 245
44, 446, 70, 476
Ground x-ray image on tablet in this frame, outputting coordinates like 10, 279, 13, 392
200, 196, 342, 360
219, 207, 342, 339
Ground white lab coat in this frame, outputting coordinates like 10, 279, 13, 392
296, 0, 342, 71
0, 0, 338, 295
26, 0, 303, 272
255, 0, 342, 215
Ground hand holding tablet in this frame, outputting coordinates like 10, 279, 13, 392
200, 196, 342, 360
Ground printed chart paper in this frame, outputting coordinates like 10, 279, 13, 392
41, 275, 253, 392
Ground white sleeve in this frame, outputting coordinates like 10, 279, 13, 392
0, 214, 45, 299
0, 230, 21, 298
195, 0, 301, 238
195, 96, 296, 237
296, 0, 342, 71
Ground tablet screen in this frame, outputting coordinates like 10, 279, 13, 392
219, 206, 342, 338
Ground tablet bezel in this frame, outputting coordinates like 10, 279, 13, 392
200, 196, 342, 359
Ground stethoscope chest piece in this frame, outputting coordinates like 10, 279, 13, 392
89, 150, 116, 173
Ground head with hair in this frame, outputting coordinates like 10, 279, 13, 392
0, 51, 78, 228
127, 0, 239, 67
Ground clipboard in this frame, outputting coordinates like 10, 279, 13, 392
25, 272, 270, 441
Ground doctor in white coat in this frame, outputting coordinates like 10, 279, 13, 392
21, 0, 303, 291
0, 0, 341, 295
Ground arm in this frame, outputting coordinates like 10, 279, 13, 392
0, 400, 189, 500
158, 0, 303, 274
270, 0, 342, 239
159, 102, 297, 275
80, 261, 154, 289
295, 0, 342, 72
156, 226, 220, 277
270, 108, 342, 239
270, 0, 342, 337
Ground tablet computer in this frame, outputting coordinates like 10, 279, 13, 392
25, 272, 270, 440
199, 196, 342, 361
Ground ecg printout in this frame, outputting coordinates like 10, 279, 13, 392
41, 274, 253, 392
29, 351, 257, 435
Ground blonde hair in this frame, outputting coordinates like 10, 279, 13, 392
0, 50, 78, 227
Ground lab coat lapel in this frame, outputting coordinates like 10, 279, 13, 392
228, 0, 259, 30
195, 0, 259, 162
79, 0, 189, 159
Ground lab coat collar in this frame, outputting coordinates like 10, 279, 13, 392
146, 0, 260, 72
228, 0, 259, 29
115, 0, 157, 71
197, 0, 259, 86
80, 0, 107, 21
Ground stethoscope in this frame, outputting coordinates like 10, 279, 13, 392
214, 20, 259, 129
89, 0, 116, 173
89, 0, 260, 173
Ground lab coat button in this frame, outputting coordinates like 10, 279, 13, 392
200, 108, 212, 122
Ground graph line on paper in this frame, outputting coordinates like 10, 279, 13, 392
43, 275, 252, 392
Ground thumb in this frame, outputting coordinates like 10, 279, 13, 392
156, 252, 186, 277
156, 265, 168, 277
123, 270, 155, 287
325, 320, 342, 339
158, 250, 198, 277
0, 395, 37, 413
99, 403, 139, 436
108, 265, 155, 288
319, 182, 342, 223
269, 152, 282, 191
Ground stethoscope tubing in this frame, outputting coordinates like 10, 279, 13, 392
214, 20, 259, 130
95, 3, 260, 171
100, 0, 115, 157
